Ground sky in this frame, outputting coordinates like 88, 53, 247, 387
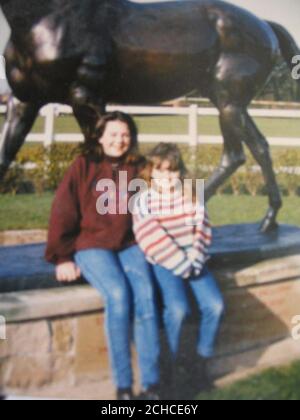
1, 0, 299, 52
134, 0, 300, 44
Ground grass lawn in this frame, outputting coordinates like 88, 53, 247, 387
1, 114, 300, 138
0, 193, 299, 231
0, 192, 54, 230
209, 195, 300, 227
198, 360, 300, 400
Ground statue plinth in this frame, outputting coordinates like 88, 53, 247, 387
210, 224, 300, 267
0, 224, 300, 293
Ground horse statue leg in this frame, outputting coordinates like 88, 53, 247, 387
72, 101, 105, 143
70, 55, 107, 138
205, 53, 282, 233
242, 111, 283, 232
0, 97, 40, 180
204, 103, 246, 201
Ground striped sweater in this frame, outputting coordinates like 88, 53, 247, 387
133, 189, 212, 278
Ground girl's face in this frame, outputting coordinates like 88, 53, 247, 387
99, 121, 131, 158
151, 160, 181, 191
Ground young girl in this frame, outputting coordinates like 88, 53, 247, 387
45, 112, 160, 400
133, 143, 225, 392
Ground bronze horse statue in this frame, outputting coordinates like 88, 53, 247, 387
0, 0, 299, 232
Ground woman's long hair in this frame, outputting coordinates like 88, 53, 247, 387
80, 111, 142, 164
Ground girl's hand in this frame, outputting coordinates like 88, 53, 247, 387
187, 248, 200, 263
56, 262, 81, 283
182, 265, 194, 280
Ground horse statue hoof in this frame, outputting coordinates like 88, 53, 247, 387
259, 216, 279, 234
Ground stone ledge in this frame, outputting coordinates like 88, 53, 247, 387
0, 286, 104, 323
0, 230, 47, 246
215, 254, 300, 288
1, 254, 300, 324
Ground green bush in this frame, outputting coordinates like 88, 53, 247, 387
45, 144, 80, 190
275, 150, 300, 197
17, 145, 48, 195
0, 164, 28, 195
243, 159, 265, 197
0, 143, 81, 194
229, 171, 244, 196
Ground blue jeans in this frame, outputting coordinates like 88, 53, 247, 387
75, 245, 160, 390
153, 265, 225, 358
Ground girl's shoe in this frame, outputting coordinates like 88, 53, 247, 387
116, 388, 134, 401
196, 357, 214, 392
139, 384, 161, 401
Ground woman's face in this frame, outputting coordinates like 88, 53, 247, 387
151, 160, 181, 191
99, 120, 131, 158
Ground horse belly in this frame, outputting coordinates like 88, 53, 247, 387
110, 48, 217, 104
111, 17, 219, 104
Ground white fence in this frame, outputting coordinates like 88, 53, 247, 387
1, 103, 300, 148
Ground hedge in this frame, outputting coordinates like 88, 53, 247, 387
0, 143, 300, 197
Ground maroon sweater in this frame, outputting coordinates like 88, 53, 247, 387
45, 155, 139, 265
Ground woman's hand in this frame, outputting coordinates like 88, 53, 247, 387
56, 262, 81, 283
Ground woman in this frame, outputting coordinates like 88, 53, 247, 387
45, 112, 160, 400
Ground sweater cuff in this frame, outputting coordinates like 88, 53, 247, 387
56, 256, 74, 265
173, 258, 193, 278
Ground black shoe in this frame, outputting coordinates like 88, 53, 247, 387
161, 360, 176, 400
116, 388, 134, 401
196, 357, 214, 392
139, 384, 161, 401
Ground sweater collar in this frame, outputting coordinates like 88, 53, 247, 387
103, 154, 126, 166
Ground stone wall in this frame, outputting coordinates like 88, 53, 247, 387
0, 230, 47, 246
0, 255, 300, 398
0, 287, 109, 392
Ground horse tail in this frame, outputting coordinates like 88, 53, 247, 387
267, 21, 300, 71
